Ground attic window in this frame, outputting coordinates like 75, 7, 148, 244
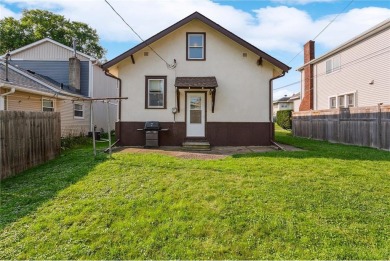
187, 33, 205, 60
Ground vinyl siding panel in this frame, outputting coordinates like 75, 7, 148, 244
92, 65, 118, 132
11, 41, 90, 61
57, 99, 91, 136
6, 91, 54, 112
315, 28, 390, 110
10, 60, 90, 96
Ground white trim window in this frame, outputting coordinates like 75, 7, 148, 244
42, 99, 55, 112
187, 33, 205, 60
329, 97, 336, 108
338, 95, 345, 108
147, 77, 166, 109
326, 55, 340, 74
74, 103, 84, 119
347, 93, 355, 107
329, 92, 356, 108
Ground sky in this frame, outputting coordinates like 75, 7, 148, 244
1, 0, 389, 99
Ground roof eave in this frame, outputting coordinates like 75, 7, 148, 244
102, 12, 290, 72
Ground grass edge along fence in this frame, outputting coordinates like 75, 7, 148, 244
0, 111, 61, 180
292, 105, 390, 150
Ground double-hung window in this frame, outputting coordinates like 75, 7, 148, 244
329, 97, 336, 108
145, 76, 167, 109
74, 103, 84, 118
326, 55, 340, 74
42, 99, 54, 112
187, 33, 205, 60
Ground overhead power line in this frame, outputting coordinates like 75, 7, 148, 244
274, 45, 390, 91
104, 0, 176, 69
287, 0, 355, 65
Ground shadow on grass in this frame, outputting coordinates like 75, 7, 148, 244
233, 131, 390, 162
0, 147, 108, 230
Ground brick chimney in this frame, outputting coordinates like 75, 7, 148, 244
299, 40, 315, 111
69, 57, 80, 91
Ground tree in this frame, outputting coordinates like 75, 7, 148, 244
0, 9, 106, 59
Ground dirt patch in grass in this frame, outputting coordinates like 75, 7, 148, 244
115, 145, 302, 160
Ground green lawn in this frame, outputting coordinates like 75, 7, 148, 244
1, 129, 389, 259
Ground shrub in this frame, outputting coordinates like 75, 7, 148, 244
276, 110, 293, 130
61, 135, 90, 150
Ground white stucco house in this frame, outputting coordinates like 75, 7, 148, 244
297, 18, 390, 111
0, 38, 118, 135
102, 12, 290, 146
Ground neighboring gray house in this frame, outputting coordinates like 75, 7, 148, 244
288, 92, 301, 112
297, 18, 390, 111
273, 95, 293, 118
1, 38, 118, 134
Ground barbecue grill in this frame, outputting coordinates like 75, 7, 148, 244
137, 121, 168, 148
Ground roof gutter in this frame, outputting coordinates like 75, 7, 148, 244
104, 70, 122, 121
269, 71, 286, 143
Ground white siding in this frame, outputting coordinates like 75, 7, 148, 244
57, 99, 91, 137
11, 41, 90, 61
315, 28, 390, 109
293, 99, 301, 112
92, 65, 118, 132
112, 20, 278, 123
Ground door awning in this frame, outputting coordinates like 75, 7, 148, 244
174, 77, 218, 113
175, 77, 218, 88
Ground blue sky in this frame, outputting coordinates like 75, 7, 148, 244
1, 0, 389, 98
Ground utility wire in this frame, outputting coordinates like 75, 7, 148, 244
104, 0, 176, 69
274, 45, 390, 91
287, 0, 355, 64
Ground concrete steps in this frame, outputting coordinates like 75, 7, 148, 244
182, 141, 211, 151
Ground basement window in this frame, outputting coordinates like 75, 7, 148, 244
42, 99, 54, 112
74, 103, 84, 119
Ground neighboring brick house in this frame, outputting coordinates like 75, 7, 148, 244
0, 38, 118, 135
297, 18, 390, 111
102, 12, 290, 147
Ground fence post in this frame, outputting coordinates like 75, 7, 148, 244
377, 104, 382, 149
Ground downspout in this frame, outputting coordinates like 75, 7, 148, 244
104, 70, 122, 144
269, 71, 286, 147
104, 70, 122, 121
0, 84, 16, 111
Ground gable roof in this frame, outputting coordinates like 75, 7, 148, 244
0, 38, 96, 61
297, 18, 390, 71
102, 12, 290, 72
0, 63, 85, 98
273, 95, 292, 104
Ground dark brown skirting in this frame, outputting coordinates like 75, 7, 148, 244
116, 121, 273, 146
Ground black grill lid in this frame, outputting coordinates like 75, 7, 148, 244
144, 121, 160, 130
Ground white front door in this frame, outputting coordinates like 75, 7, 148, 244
186, 92, 206, 137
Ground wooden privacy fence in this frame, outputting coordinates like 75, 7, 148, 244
292, 105, 390, 150
0, 111, 61, 180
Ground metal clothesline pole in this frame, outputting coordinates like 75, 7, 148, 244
106, 101, 112, 158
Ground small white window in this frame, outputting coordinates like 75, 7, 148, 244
42, 99, 54, 112
146, 77, 166, 109
329, 97, 336, 108
338, 95, 345, 108
187, 33, 205, 60
347, 93, 355, 107
74, 103, 84, 118
326, 55, 340, 74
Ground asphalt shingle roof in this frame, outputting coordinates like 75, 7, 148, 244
175, 77, 218, 88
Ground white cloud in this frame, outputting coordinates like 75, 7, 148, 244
1, 0, 389, 56
271, 0, 337, 5
0, 4, 20, 19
